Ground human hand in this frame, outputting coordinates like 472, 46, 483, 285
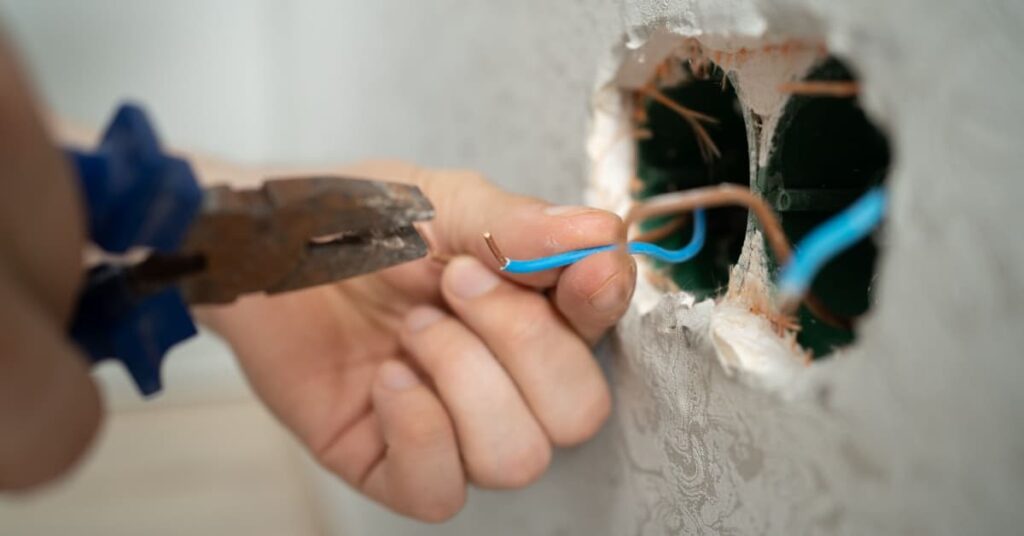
0, 38, 101, 490
199, 161, 636, 521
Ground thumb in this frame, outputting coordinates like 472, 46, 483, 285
416, 169, 627, 289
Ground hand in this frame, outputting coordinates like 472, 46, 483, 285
199, 161, 636, 522
0, 38, 101, 490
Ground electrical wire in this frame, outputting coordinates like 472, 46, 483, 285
623, 184, 854, 329
482, 183, 862, 331
485, 209, 706, 274
776, 186, 887, 308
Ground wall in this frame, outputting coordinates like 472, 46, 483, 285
2, 0, 1022, 534
607, 1, 1024, 533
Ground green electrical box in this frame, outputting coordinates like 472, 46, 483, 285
634, 58, 890, 357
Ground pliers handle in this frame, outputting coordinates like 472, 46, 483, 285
68, 103, 202, 396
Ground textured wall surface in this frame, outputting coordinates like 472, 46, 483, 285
603, 1, 1024, 534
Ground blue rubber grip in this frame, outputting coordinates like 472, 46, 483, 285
68, 103, 202, 396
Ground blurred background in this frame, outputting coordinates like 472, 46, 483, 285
0, 1, 621, 534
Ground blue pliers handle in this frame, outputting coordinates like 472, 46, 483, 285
68, 103, 202, 396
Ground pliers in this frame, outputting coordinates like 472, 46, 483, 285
68, 104, 434, 396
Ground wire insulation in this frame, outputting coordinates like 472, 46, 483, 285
777, 187, 887, 303
501, 209, 706, 274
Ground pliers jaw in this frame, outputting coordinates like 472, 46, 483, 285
178, 176, 435, 304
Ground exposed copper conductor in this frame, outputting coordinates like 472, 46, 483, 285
482, 232, 508, 267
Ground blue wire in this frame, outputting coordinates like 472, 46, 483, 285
777, 187, 888, 301
502, 209, 706, 274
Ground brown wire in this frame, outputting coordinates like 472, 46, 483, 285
625, 184, 853, 330
777, 81, 859, 98
636, 86, 722, 161
626, 184, 791, 260
631, 215, 688, 243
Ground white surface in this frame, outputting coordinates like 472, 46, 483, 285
0, 0, 280, 163
0, 0, 623, 203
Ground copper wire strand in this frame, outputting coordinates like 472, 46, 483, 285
482, 232, 507, 267
417, 222, 454, 264
625, 185, 853, 330
636, 85, 722, 161
777, 81, 859, 98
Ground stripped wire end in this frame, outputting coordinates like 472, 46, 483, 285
482, 232, 509, 270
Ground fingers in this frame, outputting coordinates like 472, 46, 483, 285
440, 257, 611, 446
362, 361, 465, 523
0, 263, 102, 490
400, 306, 551, 489
553, 250, 637, 345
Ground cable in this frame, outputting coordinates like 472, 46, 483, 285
485, 209, 706, 274
624, 184, 853, 329
776, 187, 887, 307
482, 183, 864, 332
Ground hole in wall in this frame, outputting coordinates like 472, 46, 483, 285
633, 62, 749, 300
626, 48, 892, 360
760, 56, 891, 357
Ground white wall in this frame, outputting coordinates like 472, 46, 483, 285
0, 0, 621, 202
0, 0, 280, 162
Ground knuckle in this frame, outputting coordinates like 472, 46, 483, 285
573, 210, 625, 243
548, 383, 612, 447
594, 211, 626, 239
499, 437, 552, 488
409, 486, 467, 523
469, 434, 552, 489
504, 299, 554, 347
402, 415, 453, 449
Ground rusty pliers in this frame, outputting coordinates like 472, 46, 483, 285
68, 104, 434, 395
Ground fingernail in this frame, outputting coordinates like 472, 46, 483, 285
589, 273, 632, 313
379, 361, 420, 391
544, 205, 591, 216
448, 257, 500, 299
406, 306, 444, 332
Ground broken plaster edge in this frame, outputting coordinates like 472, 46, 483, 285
585, 25, 824, 397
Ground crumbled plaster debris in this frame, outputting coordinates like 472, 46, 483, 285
709, 232, 808, 392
